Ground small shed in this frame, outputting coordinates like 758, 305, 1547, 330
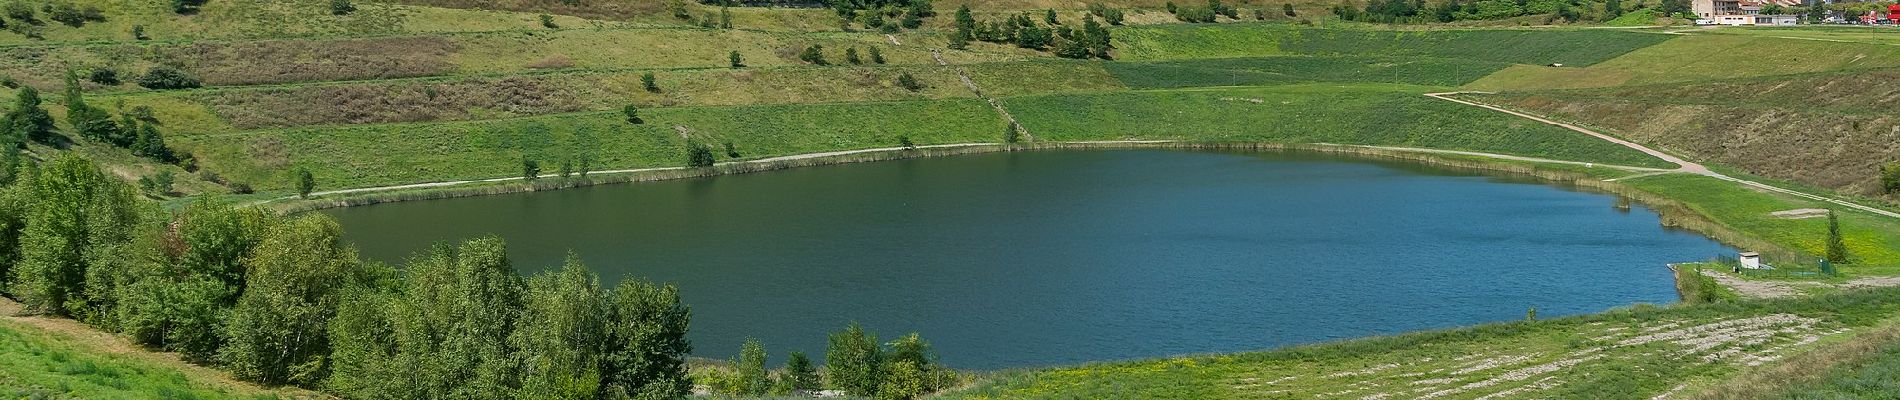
1739, 252, 1762, 269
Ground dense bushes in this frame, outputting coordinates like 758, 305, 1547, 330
824, 324, 955, 399
0, 155, 697, 398
138, 65, 203, 90
1882, 162, 1900, 195
956, 8, 1110, 59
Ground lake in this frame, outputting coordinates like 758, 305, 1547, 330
324, 149, 1734, 369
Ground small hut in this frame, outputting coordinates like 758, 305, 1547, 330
1738, 252, 1762, 269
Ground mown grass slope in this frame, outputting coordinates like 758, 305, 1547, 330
1105, 55, 1511, 88
947, 287, 1900, 399
1464, 34, 1900, 91
1003, 84, 1675, 168
179, 99, 1007, 190
0, 318, 309, 400
1621, 174, 1900, 275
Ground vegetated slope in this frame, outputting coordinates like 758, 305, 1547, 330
0, 304, 318, 399
1621, 174, 1900, 275
946, 287, 1900, 399
114, 65, 972, 133
1699, 26, 1900, 46
1469, 68, 1900, 196
0, 0, 612, 45
1003, 84, 1674, 168
179, 99, 1007, 189
1105, 55, 1511, 88
1464, 34, 1900, 91
1111, 24, 1672, 66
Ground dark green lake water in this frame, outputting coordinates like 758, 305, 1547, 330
324, 150, 1733, 369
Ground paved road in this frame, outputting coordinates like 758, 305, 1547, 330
1426, 92, 1900, 220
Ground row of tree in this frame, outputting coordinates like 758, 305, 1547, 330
799, 44, 891, 66
949, 5, 1113, 59
0, 155, 699, 398
828, 0, 935, 33
708, 325, 957, 399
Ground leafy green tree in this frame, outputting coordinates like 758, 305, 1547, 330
219, 214, 363, 386
294, 167, 315, 199
845, 47, 863, 65
88, 68, 120, 86
5, 87, 57, 144
115, 200, 271, 361
132, 123, 172, 161
875, 360, 925, 400
1082, 15, 1112, 59
1003, 124, 1021, 144
950, 5, 975, 49
1826, 210, 1849, 264
827, 322, 883, 396
729, 51, 744, 68
784, 351, 820, 392
1603, 0, 1623, 17
559, 159, 574, 178
523, 159, 542, 181
601, 277, 693, 399
686, 142, 716, 168
13, 155, 141, 318
624, 104, 643, 124
397, 238, 527, 397
738, 338, 770, 395
513, 258, 610, 399
641, 72, 660, 93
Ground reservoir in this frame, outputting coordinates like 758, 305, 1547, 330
324, 150, 1733, 369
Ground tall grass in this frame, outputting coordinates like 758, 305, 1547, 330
1105, 55, 1511, 89
1111, 24, 1673, 66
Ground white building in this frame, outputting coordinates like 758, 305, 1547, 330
1739, 252, 1762, 269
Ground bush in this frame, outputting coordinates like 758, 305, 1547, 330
132, 25, 147, 40
87, 68, 119, 86
799, 45, 828, 65
1882, 162, 1900, 195
330, 0, 355, 15
896, 73, 923, 92
869, 46, 886, 64
846, 47, 863, 65
641, 72, 659, 92
228, 182, 253, 195
540, 14, 556, 28
729, 51, 744, 68
783, 351, 820, 393
723, 141, 740, 158
138, 66, 202, 90
686, 142, 716, 168
172, 0, 207, 14
826, 323, 882, 396
294, 168, 315, 198
522, 159, 541, 181
219, 215, 363, 386
4, 2, 35, 23
737, 338, 770, 395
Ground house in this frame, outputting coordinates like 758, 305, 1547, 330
1693, 0, 1804, 24
1755, 14, 1799, 25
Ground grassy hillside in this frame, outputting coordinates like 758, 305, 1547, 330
1464, 34, 1900, 91
1004, 84, 1675, 168
0, 302, 316, 399
1111, 24, 1673, 65
1104, 55, 1511, 88
1468, 67, 1900, 197
1620, 174, 1900, 276
947, 287, 1900, 399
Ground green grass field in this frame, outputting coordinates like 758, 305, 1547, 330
1002, 84, 1675, 168
177, 98, 1007, 190
1104, 55, 1511, 88
946, 287, 1900, 399
1463, 34, 1900, 91
1620, 174, 1900, 275
0, 320, 295, 400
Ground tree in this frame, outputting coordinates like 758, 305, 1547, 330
784, 351, 820, 393
641, 72, 660, 93
523, 159, 542, 181
738, 338, 770, 395
601, 277, 693, 399
513, 258, 611, 399
896, 73, 923, 92
138, 65, 201, 90
800, 44, 828, 65
876, 361, 925, 400
723, 141, 740, 158
115, 200, 271, 361
541, 14, 558, 28
686, 142, 716, 168
65, 70, 122, 146
846, 47, 863, 65
624, 104, 643, 124
1284, 3, 1297, 16
1603, 0, 1623, 18
88, 68, 120, 86
14, 155, 141, 317
827, 322, 883, 396
139, 170, 175, 195
898, 135, 916, 149
331, 0, 356, 15
729, 51, 744, 68
337, 238, 525, 398
219, 214, 363, 386
1882, 162, 1900, 195
559, 158, 574, 178
5, 86, 57, 144
132, 123, 172, 161
294, 168, 315, 199
869, 46, 886, 64
1003, 123, 1022, 144
132, 25, 148, 40
951, 5, 976, 49
720, 7, 733, 28
1826, 210, 1849, 264
1044, 9, 1059, 24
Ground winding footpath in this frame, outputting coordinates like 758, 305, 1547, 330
1425, 92, 1900, 220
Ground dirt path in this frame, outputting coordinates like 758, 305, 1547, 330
1696, 268, 1900, 299
1426, 92, 1900, 220
0, 298, 328, 398
933, 49, 1033, 142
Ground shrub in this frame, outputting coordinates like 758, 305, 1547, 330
641, 72, 659, 92
1882, 162, 1900, 195
172, 0, 207, 14
330, 0, 355, 15
722, 141, 740, 158
228, 182, 253, 194
729, 51, 744, 68
294, 168, 315, 198
522, 159, 541, 181
5, 87, 57, 144
898, 135, 915, 149
869, 46, 885, 64
48, 3, 89, 27
138, 66, 202, 90
1826, 210, 1849, 264
623, 105, 642, 124
686, 142, 716, 167
846, 47, 863, 65
783, 351, 819, 392
87, 68, 119, 86
131, 25, 147, 40
219, 215, 363, 386
540, 14, 557, 28
4, 2, 35, 23
0, 75, 17, 88
799, 45, 828, 65
896, 73, 923, 92
1284, 3, 1297, 16
738, 338, 769, 395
